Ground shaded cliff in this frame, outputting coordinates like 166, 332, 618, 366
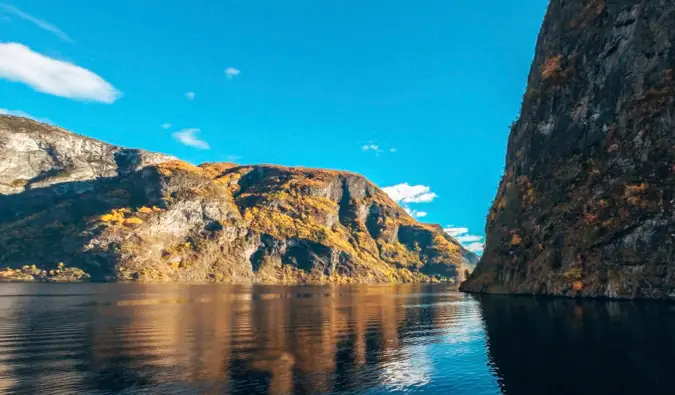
462, 0, 675, 298
0, 116, 476, 283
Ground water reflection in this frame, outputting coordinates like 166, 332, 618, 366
477, 295, 675, 395
0, 284, 494, 394
3, 285, 672, 394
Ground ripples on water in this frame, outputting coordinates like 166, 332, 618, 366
0, 284, 674, 394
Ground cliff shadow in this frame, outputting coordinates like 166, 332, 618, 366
0, 169, 164, 277
476, 295, 675, 395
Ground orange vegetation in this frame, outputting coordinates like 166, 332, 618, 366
541, 55, 563, 80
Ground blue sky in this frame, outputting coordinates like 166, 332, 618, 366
0, 0, 548, 254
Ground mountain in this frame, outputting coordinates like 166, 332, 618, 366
0, 115, 476, 283
461, 0, 675, 299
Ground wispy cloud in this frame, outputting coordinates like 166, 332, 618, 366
185, 91, 195, 100
444, 226, 484, 255
161, 123, 172, 130
405, 208, 428, 218
361, 142, 396, 155
0, 3, 72, 42
456, 235, 483, 243
362, 144, 381, 153
172, 128, 210, 150
463, 242, 485, 254
1, 107, 35, 119
0, 43, 120, 103
225, 67, 240, 79
383, 183, 437, 204
0, 107, 51, 123
443, 227, 469, 237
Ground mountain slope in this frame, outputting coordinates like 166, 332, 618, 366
461, 0, 675, 299
0, 116, 476, 283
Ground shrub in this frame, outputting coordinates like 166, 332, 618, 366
572, 281, 584, 292
11, 179, 28, 188
583, 213, 598, 223
564, 268, 582, 279
510, 234, 522, 246
624, 183, 647, 196
156, 160, 201, 176
123, 217, 143, 226
541, 55, 563, 80
99, 208, 144, 226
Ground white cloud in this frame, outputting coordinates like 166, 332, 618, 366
225, 67, 240, 79
0, 3, 72, 42
172, 128, 210, 150
404, 207, 428, 218
0, 43, 120, 103
361, 144, 381, 152
444, 226, 484, 255
464, 242, 485, 254
185, 91, 195, 100
361, 143, 397, 155
383, 183, 437, 204
443, 227, 469, 237
456, 235, 483, 243
161, 123, 172, 130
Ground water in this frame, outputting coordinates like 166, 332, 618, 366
0, 284, 674, 394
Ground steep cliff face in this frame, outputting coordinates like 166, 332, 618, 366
0, 115, 476, 283
462, 0, 675, 298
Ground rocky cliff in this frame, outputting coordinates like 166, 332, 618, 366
0, 115, 476, 283
461, 0, 675, 299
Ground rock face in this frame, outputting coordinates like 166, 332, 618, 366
0, 115, 476, 283
462, 0, 675, 299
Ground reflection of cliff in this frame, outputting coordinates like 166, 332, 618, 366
0, 284, 469, 394
477, 295, 675, 395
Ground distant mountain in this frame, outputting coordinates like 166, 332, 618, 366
0, 115, 477, 283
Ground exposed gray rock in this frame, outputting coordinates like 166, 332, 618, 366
0, 115, 476, 284
462, 0, 675, 299
0, 116, 174, 194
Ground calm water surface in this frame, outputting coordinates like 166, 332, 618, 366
0, 284, 674, 394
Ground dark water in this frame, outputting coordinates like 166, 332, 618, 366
0, 284, 674, 394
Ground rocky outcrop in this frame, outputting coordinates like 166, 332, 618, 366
461, 0, 675, 299
0, 116, 174, 195
0, 115, 476, 283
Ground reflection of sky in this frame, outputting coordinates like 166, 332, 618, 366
367, 298, 501, 395
379, 344, 433, 390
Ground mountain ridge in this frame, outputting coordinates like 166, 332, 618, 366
0, 115, 476, 283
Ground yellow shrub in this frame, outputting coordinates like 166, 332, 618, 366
100, 210, 126, 224
624, 183, 647, 196
137, 206, 153, 214
564, 268, 582, 279
123, 217, 143, 226
156, 160, 201, 176
511, 234, 522, 246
